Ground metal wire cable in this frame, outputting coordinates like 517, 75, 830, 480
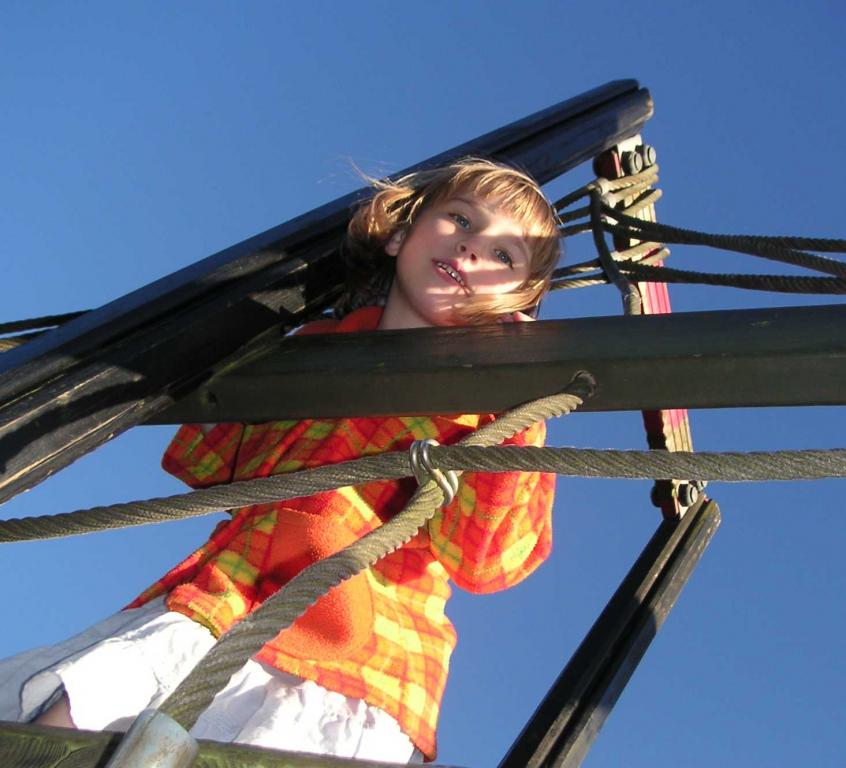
7, 422, 846, 546
433, 445, 846, 482
0, 455, 417, 543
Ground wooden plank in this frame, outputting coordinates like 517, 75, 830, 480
497, 499, 721, 768
0, 81, 654, 505
154, 303, 846, 422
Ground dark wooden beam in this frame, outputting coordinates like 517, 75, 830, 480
497, 498, 721, 768
0, 81, 653, 505
154, 303, 846, 422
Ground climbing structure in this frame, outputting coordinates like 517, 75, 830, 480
1, 80, 845, 768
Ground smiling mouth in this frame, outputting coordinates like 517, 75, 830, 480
434, 261, 470, 290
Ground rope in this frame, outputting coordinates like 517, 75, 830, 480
432, 445, 846, 482
603, 210, 846, 278
550, 258, 845, 295
7, 435, 846, 546
0, 455, 418, 543
603, 164, 659, 192
615, 188, 663, 218
157, 374, 596, 729
552, 167, 659, 214
552, 259, 602, 278
620, 262, 846, 294
550, 275, 608, 290
558, 204, 590, 224
603, 175, 661, 208
552, 242, 668, 281
590, 190, 641, 315
559, 222, 592, 237
606, 210, 846, 254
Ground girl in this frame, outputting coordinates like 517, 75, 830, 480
2, 158, 562, 763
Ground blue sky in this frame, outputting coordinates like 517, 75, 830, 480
1, 2, 844, 766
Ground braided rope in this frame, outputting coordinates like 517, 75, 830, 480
558, 204, 590, 224
157, 374, 596, 728
605, 208, 846, 254
604, 211, 846, 278
603, 177, 660, 208
620, 262, 846, 294
552, 258, 601, 278
550, 275, 608, 290
8, 417, 846, 548
552, 242, 667, 282
559, 222, 592, 237
0, 455, 414, 543
614, 188, 663, 218
590, 191, 641, 315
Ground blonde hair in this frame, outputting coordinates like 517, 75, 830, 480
339, 157, 561, 321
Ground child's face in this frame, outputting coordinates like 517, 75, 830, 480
381, 191, 532, 329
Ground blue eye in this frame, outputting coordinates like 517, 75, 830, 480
451, 213, 471, 229
495, 249, 514, 269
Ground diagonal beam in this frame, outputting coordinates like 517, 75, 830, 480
154, 303, 846, 423
497, 498, 721, 768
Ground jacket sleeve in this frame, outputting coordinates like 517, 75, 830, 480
161, 423, 246, 489
427, 420, 555, 594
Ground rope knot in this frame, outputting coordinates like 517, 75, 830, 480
409, 439, 459, 506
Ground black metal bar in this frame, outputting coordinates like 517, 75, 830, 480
154, 303, 846, 422
0, 81, 653, 505
498, 498, 721, 768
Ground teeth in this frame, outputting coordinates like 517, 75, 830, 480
436, 261, 465, 287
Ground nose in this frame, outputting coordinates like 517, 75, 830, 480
458, 242, 478, 263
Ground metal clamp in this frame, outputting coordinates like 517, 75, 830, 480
104, 709, 198, 768
409, 439, 459, 506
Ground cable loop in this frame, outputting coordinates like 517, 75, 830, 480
409, 439, 459, 505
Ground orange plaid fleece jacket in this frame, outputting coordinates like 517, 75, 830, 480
129, 307, 555, 760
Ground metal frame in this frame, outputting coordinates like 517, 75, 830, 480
0, 81, 802, 768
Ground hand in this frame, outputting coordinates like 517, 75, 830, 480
498, 310, 536, 323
